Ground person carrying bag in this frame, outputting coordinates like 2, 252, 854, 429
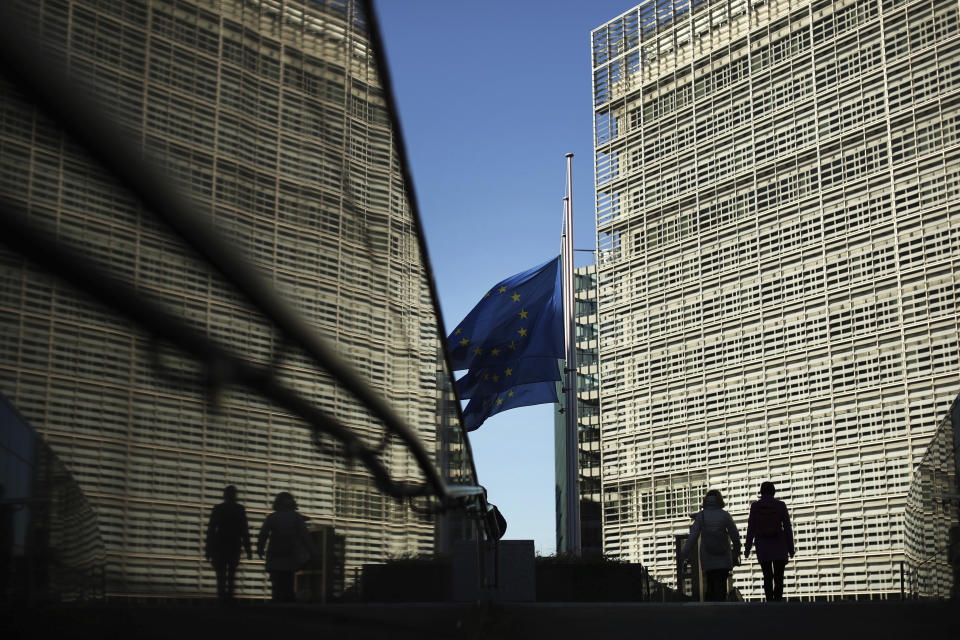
257, 491, 316, 602
681, 489, 742, 601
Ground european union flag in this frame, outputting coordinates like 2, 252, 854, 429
447, 257, 563, 431
461, 379, 560, 431
455, 357, 561, 400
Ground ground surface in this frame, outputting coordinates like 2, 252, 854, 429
3, 600, 958, 639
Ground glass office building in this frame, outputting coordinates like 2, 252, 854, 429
554, 265, 602, 557
0, 0, 473, 598
593, 0, 960, 599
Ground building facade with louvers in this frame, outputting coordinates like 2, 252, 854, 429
592, 0, 960, 599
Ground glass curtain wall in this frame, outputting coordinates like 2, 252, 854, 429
0, 0, 475, 599
904, 393, 960, 599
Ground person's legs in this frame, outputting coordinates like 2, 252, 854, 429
269, 570, 280, 601
213, 558, 227, 600
702, 571, 713, 601
225, 558, 238, 599
713, 570, 728, 601
278, 571, 295, 602
759, 560, 775, 601
772, 559, 787, 601
704, 569, 728, 601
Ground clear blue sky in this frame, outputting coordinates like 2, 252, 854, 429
374, 0, 634, 555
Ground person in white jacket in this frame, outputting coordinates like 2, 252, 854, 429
681, 489, 742, 601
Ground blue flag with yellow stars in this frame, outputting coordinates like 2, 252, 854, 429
447, 256, 563, 431
455, 357, 561, 400
461, 380, 560, 431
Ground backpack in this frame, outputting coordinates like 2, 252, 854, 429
753, 502, 782, 538
700, 514, 730, 555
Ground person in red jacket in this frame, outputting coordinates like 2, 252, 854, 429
744, 481, 794, 601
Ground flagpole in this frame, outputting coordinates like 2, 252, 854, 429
562, 152, 581, 556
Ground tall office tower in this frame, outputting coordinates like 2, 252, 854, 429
592, 0, 960, 599
0, 0, 469, 598
554, 265, 602, 556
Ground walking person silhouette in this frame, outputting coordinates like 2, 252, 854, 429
257, 491, 316, 602
205, 485, 252, 601
744, 481, 794, 601
681, 489, 742, 601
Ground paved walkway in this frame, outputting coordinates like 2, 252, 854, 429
3, 600, 958, 639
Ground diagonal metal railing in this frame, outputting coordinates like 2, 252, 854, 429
0, 1, 487, 520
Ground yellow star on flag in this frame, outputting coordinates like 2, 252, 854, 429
460, 338, 469, 346
519, 309, 528, 319
512, 292, 520, 302
508, 391, 515, 397
518, 328, 528, 337
473, 347, 483, 356
505, 368, 513, 376
498, 286, 507, 293
496, 398, 504, 406
454, 328, 462, 335
491, 348, 500, 356
492, 374, 499, 382
508, 341, 517, 350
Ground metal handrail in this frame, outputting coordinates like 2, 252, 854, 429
0, 3, 481, 513
360, 0, 488, 518
0, 200, 426, 499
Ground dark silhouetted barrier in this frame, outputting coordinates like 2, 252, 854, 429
1, 393, 106, 602
904, 392, 960, 599
357, 552, 680, 602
